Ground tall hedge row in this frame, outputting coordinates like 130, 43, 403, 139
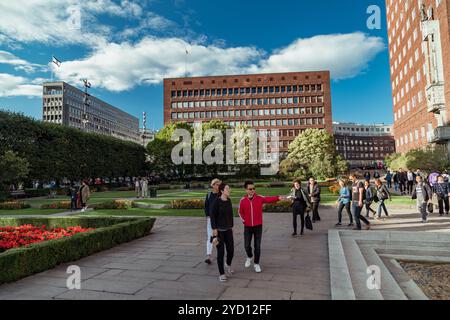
0, 111, 147, 182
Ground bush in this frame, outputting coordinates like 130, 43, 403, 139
40, 201, 71, 210
0, 216, 155, 284
329, 184, 341, 195
24, 189, 51, 198
93, 200, 134, 210
0, 201, 31, 210
263, 200, 292, 213
171, 199, 204, 209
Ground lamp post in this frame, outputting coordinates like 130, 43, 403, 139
82, 79, 91, 132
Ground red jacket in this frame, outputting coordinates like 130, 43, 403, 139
239, 194, 280, 227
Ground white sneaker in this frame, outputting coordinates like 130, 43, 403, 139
226, 264, 234, 276
254, 264, 262, 273
219, 275, 228, 282
245, 258, 252, 268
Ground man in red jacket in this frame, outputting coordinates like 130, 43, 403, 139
239, 181, 285, 273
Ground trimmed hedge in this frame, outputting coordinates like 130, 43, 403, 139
0, 216, 155, 284
263, 200, 292, 213
171, 199, 204, 209
0, 201, 31, 210
40, 201, 71, 210
93, 200, 134, 210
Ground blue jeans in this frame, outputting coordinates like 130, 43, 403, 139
377, 199, 389, 218
352, 202, 370, 230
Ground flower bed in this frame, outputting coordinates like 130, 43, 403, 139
171, 199, 204, 209
40, 201, 71, 210
0, 201, 31, 210
0, 225, 93, 253
0, 216, 155, 284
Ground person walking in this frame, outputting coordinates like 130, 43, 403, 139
336, 179, 354, 227
412, 176, 433, 223
385, 170, 393, 189
307, 177, 321, 223
364, 172, 371, 183
79, 180, 90, 212
239, 181, 283, 273
393, 171, 399, 192
373, 171, 380, 179
135, 177, 142, 198
434, 175, 450, 216
204, 178, 221, 265
350, 174, 371, 231
141, 178, 149, 198
407, 169, 415, 195
398, 168, 407, 195
69, 186, 78, 212
289, 179, 311, 236
210, 183, 235, 282
364, 180, 377, 218
375, 178, 391, 220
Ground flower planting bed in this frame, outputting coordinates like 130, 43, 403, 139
0, 216, 155, 284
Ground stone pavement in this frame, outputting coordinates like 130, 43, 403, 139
0, 208, 335, 300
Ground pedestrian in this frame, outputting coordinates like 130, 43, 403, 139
69, 186, 78, 212
386, 170, 393, 189
415, 169, 422, 179
364, 171, 371, 182
434, 175, 450, 216
393, 171, 399, 192
398, 168, 407, 195
204, 178, 221, 265
336, 179, 354, 227
141, 177, 149, 198
364, 180, 377, 218
307, 177, 321, 222
239, 181, 283, 273
349, 174, 371, 231
407, 169, 415, 195
79, 180, 90, 212
374, 171, 380, 179
412, 176, 433, 223
375, 178, 391, 219
289, 179, 311, 236
210, 183, 235, 282
135, 177, 141, 198
442, 170, 450, 183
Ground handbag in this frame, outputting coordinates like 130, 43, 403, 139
305, 213, 313, 231
373, 195, 379, 203
427, 203, 434, 214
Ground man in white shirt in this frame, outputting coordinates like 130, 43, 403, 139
407, 169, 415, 195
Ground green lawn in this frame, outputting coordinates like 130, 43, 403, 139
80, 208, 206, 217
0, 208, 67, 216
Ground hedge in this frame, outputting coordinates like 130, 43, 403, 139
0, 201, 31, 210
24, 188, 51, 198
40, 201, 71, 210
93, 200, 134, 210
263, 200, 292, 213
0, 216, 155, 284
171, 199, 204, 209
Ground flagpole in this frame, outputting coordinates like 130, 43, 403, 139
51, 55, 54, 82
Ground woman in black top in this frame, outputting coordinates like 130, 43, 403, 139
289, 179, 311, 237
210, 183, 234, 282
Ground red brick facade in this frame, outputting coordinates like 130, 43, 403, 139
163, 71, 333, 153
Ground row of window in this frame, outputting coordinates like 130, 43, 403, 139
179, 117, 325, 127
335, 139, 394, 146
171, 96, 324, 109
170, 84, 323, 98
171, 107, 324, 120
344, 153, 389, 159
396, 123, 434, 147
335, 127, 391, 133
394, 90, 424, 121
336, 146, 395, 152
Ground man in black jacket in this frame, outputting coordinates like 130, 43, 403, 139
204, 178, 221, 265
412, 176, 433, 223
307, 178, 321, 223
398, 168, 407, 195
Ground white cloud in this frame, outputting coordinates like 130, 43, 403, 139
255, 32, 385, 80
54, 32, 385, 92
0, 50, 46, 73
0, 73, 42, 97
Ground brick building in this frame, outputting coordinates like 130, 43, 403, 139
163, 71, 333, 154
334, 122, 396, 168
386, 0, 450, 153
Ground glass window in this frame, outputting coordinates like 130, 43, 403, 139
200, 90, 205, 96
230, 110, 235, 117
281, 86, 286, 93
211, 89, 216, 96
234, 88, 239, 95
299, 86, 304, 92
246, 87, 251, 94
216, 89, 221, 96
188, 90, 193, 97
275, 86, 280, 93
269, 86, 275, 93
282, 109, 287, 115
228, 88, 233, 95
222, 89, 227, 95
264, 87, 269, 94
252, 87, 257, 94
257, 87, 262, 94
205, 89, 210, 96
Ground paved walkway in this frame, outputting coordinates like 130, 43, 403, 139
0, 209, 334, 300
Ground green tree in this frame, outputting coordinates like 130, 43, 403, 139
386, 146, 450, 173
0, 151, 30, 187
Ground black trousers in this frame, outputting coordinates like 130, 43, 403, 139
399, 182, 406, 193
70, 198, 77, 211
244, 225, 263, 264
217, 229, 234, 276
438, 197, 450, 214
337, 202, 353, 224
365, 202, 376, 217
312, 202, 321, 222
407, 181, 414, 194
293, 204, 306, 234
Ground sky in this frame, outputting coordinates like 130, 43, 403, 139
0, 0, 394, 130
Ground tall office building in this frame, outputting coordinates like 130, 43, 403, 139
163, 71, 333, 154
333, 122, 396, 168
386, 0, 450, 153
42, 82, 140, 143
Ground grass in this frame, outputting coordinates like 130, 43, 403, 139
80, 208, 206, 217
0, 209, 66, 216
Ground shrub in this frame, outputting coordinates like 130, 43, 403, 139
329, 184, 341, 195
40, 201, 71, 210
0, 202, 31, 210
263, 200, 292, 213
93, 200, 134, 210
0, 216, 155, 284
171, 199, 204, 209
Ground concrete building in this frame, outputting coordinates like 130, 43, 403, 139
42, 82, 140, 143
333, 122, 396, 168
386, 0, 450, 153
163, 71, 333, 154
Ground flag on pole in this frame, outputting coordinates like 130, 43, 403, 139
52, 56, 62, 67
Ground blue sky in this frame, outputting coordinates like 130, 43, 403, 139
0, 0, 393, 130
